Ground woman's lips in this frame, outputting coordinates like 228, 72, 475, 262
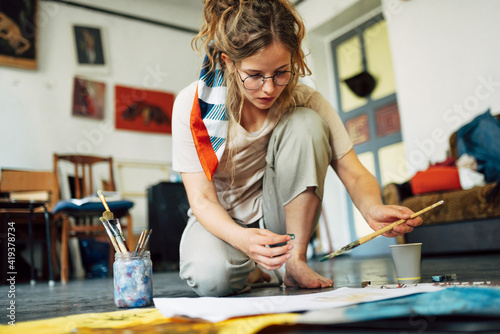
258, 97, 274, 104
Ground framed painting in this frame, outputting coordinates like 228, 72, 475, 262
375, 102, 401, 138
345, 114, 370, 146
71, 77, 106, 120
0, 0, 38, 69
115, 85, 174, 135
72, 24, 108, 74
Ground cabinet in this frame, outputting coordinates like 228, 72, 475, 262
147, 182, 189, 271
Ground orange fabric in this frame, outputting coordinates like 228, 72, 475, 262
189, 86, 219, 181
410, 166, 461, 195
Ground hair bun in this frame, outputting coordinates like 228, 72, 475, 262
207, 0, 241, 15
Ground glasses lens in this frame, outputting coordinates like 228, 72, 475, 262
274, 72, 294, 86
241, 72, 295, 90
243, 76, 263, 90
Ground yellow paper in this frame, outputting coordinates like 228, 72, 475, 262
0, 308, 166, 334
0, 308, 299, 334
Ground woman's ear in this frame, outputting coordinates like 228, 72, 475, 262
221, 53, 233, 70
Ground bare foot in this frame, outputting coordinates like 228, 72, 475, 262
247, 266, 272, 284
284, 259, 333, 288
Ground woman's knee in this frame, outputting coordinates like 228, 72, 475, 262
287, 107, 329, 146
270, 107, 332, 171
179, 220, 254, 296
271, 107, 331, 163
181, 257, 236, 296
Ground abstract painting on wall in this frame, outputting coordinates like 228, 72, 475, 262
0, 0, 38, 69
115, 85, 174, 134
71, 77, 106, 120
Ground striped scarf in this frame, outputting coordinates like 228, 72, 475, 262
190, 56, 228, 181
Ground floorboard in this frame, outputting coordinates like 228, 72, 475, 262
3, 252, 499, 324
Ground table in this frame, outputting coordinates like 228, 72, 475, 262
0, 199, 54, 285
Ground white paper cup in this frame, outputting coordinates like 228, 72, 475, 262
389, 243, 422, 284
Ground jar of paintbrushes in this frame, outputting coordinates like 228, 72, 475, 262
97, 190, 154, 308
113, 250, 153, 308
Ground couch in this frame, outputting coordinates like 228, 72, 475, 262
383, 112, 500, 255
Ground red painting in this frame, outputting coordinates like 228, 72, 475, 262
115, 85, 174, 134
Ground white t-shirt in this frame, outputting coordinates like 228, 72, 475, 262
172, 81, 352, 224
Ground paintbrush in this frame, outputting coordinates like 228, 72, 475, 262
100, 217, 128, 253
135, 230, 146, 253
139, 229, 153, 255
137, 229, 148, 252
109, 219, 129, 252
99, 217, 129, 253
320, 200, 444, 262
99, 217, 120, 253
97, 190, 114, 221
97, 190, 127, 244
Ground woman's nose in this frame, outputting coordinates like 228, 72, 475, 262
261, 77, 276, 94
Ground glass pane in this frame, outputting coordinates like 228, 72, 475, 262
353, 152, 376, 238
379, 142, 409, 187
345, 114, 370, 145
375, 102, 400, 138
336, 35, 366, 112
364, 20, 396, 100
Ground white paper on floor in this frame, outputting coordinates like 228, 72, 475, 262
154, 284, 444, 322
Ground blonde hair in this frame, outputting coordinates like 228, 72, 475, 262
192, 0, 311, 180
193, 0, 310, 114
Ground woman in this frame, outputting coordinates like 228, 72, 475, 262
172, 0, 422, 297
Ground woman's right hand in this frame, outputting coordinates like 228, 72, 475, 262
182, 171, 292, 271
233, 228, 293, 271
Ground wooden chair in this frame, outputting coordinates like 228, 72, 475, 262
52, 154, 134, 284
0, 169, 59, 285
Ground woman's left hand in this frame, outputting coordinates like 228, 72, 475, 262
365, 204, 423, 237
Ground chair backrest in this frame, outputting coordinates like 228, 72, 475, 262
53, 154, 116, 199
0, 169, 60, 210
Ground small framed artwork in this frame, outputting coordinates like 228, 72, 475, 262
0, 0, 38, 69
375, 102, 401, 138
345, 114, 370, 146
72, 24, 108, 74
115, 85, 174, 135
71, 77, 106, 120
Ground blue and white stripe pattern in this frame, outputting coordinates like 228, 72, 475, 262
197, 59, 229, 162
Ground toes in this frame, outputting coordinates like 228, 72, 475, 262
321, 279, 333, 288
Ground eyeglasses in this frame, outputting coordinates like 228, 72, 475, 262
237, 70, 295, 90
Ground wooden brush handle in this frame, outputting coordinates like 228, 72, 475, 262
359, 200, 444, 245
97, 190, 111, 211
320, 200, 444, 262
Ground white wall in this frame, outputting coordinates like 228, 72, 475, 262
383, 0, 500, 176
0, 1, 202, 231
0, 0, 201, 170
300, 0, 500, 253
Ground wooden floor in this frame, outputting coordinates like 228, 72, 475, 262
3, 251, 500, 329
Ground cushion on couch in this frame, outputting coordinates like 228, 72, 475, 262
410, 166, 461, 195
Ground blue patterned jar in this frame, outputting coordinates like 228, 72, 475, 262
113, 251, 153, 308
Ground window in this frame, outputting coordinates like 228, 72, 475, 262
331, 14, 408, 241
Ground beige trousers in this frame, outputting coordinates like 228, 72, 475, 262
179, 107, 332, 296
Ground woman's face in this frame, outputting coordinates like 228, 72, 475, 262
225, 42, 292, 112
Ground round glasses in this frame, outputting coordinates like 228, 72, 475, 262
238, 71, 295, 90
